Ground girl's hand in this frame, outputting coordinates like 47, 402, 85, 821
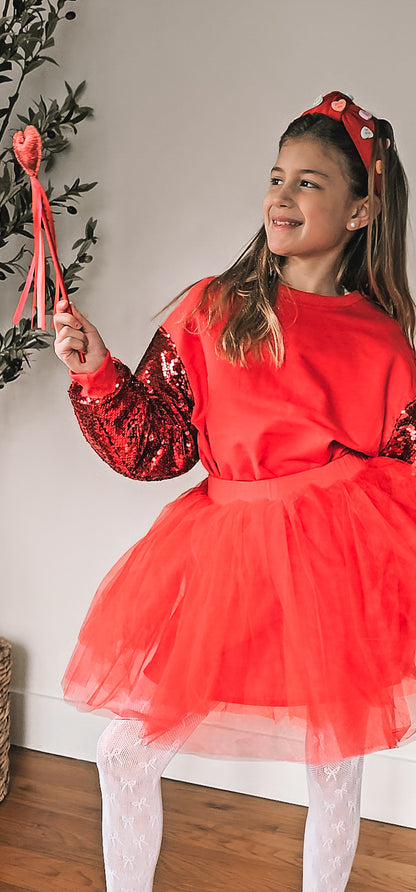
54, 300, 108, 374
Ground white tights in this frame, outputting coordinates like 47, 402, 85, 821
302, 755, 363, 891
96, 717, 200, 892
97, 719, 363, 891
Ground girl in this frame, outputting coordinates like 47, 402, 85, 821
54, 91, 416, 891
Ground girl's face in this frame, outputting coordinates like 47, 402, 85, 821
263, 136, 362, 263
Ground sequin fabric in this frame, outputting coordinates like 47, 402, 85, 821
380, 399, 416, 464
68, 327, 199, 480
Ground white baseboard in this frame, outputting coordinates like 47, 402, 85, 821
9, 688, 416, 828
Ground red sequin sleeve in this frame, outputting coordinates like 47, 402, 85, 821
380, 399, 416, 464
68, 327, 199, 480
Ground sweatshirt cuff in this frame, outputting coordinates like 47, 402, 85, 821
69, 350, 119, 398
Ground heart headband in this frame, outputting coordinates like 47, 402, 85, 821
301, 91, 384, 194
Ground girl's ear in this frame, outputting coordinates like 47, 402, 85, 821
347, 195, 381, 231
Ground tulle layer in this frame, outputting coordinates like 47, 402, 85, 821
63, 454, 416, 765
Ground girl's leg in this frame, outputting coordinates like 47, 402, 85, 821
302, 755, 364, 892
96, 715, 201, 892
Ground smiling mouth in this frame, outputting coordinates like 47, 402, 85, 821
271, 219, 302, 227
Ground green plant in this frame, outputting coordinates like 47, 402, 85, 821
0, 0, 97, 388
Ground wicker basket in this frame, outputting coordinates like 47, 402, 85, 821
0, 638, 12, 802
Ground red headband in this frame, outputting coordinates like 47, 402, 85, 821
301, 91, 382, 194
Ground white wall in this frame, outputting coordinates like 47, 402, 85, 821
2, 0, 416, 828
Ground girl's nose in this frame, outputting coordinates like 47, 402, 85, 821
278, 184, 293, 205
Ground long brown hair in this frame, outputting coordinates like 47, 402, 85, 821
164, 112, 414, 367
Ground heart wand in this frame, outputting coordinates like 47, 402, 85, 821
12, 124, 85, 362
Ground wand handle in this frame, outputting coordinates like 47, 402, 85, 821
36, 185, 85, 364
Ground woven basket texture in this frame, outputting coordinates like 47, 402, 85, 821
0, 638, 12, 803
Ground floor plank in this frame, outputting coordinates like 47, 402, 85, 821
0, 747, 414, 890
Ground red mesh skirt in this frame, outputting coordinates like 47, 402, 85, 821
62, 454, 416, 765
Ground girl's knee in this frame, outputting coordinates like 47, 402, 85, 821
96, 719, 144, 774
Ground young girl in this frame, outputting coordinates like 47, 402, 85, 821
54, 91, 416, 891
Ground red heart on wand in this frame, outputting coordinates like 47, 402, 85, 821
13, 125, 42, 177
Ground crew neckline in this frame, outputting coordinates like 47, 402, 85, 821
277, 284, 364, 308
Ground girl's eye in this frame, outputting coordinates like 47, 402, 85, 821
270, 177, 319, 188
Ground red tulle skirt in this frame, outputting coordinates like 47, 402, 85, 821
62, 453, 416, 765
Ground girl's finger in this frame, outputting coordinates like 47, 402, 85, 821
55, 323, 86, 342
55, 329, 88, 349
54, 312, 84, 333
55, 299, 70, 312
54, 300, 94, 332
55, 334, 88, 358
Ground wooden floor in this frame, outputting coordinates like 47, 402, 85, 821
0, 747, 414, 891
